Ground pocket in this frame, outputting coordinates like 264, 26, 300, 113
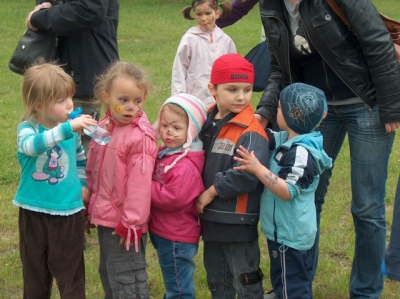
115, 261, 149, 299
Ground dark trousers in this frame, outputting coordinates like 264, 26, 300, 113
268, 239, 313, 299
19, 208, 86, 299
385, 175, 400, 281
203, 239, 264, 299
97, 226, 149, 299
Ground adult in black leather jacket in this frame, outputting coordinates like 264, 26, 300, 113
26, 0, 119, 151
255, 0, 400, 298
256, 0, 400, 129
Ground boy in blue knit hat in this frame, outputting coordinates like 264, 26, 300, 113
234, 83, 333, 299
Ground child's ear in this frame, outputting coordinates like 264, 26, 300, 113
34, 102, 42, 113
208, 83, 216, 96
215, 9, 221, 20
101, 91, 109, 104
316, 112, 328, 128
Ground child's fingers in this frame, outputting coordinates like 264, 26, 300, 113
233, 166, 245, 171
196, 200, 203, 213
234, 158, 245, 164
238, 145, 249, 153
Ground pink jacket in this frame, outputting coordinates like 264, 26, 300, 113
149, 148, 205, 244
87, 111, 157, 250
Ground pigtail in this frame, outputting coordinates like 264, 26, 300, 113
218, 0, 232, 19
182, 6, 195, 20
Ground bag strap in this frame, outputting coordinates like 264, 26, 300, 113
326, 0, 400, 63
325, 0, 356, 34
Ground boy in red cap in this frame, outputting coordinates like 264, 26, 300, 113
196, 53, 269, 298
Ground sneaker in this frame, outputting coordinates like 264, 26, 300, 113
264, 290, 278, 299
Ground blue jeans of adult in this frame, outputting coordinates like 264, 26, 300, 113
311, 103, 395, 298
150, 232, 198, 299
384, 175, 400, 281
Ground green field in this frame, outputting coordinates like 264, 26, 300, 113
0, 0, 399, 298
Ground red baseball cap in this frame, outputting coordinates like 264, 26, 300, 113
210, 54, 254, 85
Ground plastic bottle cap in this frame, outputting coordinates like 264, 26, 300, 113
69, 107, 83, 119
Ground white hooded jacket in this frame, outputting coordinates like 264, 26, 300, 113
171, 25, 236, 108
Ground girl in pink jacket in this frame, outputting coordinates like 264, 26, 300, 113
86, 62, 157, 299
150, 93, 207, 298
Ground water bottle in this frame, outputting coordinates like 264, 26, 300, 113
69, 107, 111, 145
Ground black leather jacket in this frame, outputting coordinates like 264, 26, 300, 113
31, 0, 119, 97
256, 0, 400, 125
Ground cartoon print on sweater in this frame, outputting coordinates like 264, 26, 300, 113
32, 145, 67, 185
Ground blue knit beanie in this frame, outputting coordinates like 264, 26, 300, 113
280, 83, 327, 134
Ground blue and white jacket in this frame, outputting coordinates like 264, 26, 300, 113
261, 130, 332, 250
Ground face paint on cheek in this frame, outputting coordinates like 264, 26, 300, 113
112, 103, 122, 113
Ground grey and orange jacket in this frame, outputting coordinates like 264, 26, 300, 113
199, 104, 270, 226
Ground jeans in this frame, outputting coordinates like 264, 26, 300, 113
384, 175, 400, 281
150, 232, 198, 299
203, 239, 264, 299
311, 103, 395, 298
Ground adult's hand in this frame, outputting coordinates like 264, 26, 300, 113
254, 113, 269, 128
385, 121, 400, 133
25, 2, 53, 31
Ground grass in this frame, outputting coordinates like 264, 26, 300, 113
0, 0, 399, 298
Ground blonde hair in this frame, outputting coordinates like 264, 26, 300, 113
21, 63, 75, 121
182, 0, 232, 20
160, 103, 189, 123
93, 61, 152, 110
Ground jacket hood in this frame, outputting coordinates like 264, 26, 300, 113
277, 131, 332, 174
104, 110, 156, 142
100, 110, 156, 175
187, 25, 225, 41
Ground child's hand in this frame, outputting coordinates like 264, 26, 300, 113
85, 217, 95, 234
233, 145, 261, 175
81, 187, 90, 204
196, 186, 218, 214
112, 231, 134, 248
70, 115, 97, 135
